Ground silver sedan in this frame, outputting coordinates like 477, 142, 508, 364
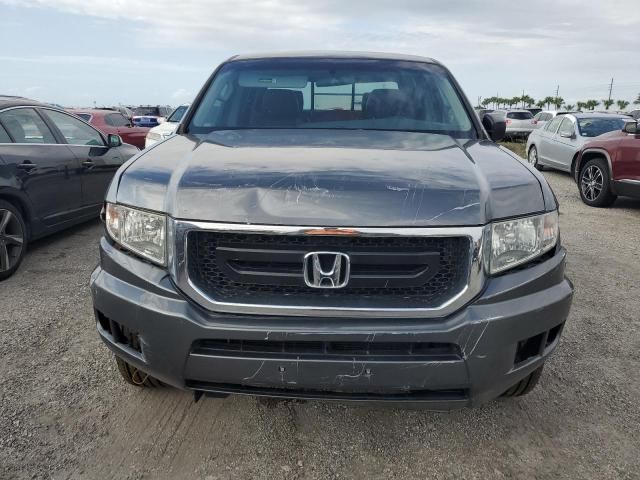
525, 113, 630, 174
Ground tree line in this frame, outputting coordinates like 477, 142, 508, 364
480, 93, 640, 112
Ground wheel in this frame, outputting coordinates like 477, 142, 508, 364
114, 356, 162, 387
0, 200, 27, 281
501, 365, 544, 397
527, 145, 544, 171
579, 158, 616, 207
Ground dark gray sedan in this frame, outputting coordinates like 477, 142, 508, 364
0, 96, 139, 279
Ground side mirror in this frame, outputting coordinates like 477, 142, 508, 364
623, 122, 638, 134
482, 113, 506, 142
560, 131, 576, 139
108, 134, 123, 148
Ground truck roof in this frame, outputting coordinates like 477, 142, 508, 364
229, 51, 439, 64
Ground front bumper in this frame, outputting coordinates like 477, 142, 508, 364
90, 238, 573, 408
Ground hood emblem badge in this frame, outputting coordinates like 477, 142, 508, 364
303, 252, 350, 289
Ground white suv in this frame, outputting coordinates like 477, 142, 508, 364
145, 104, 190, 148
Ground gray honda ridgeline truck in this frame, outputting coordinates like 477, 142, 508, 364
90, 52, 573, 408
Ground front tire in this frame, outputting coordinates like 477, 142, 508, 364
501, 365, 544, 397
115, 356, 162, 388
527, 145, 544, 171
0, 200, 27, 281
579, 158, 616, 207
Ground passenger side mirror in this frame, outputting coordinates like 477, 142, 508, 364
623, 122, 638, 134
482, 113, 506, 142
108, 134, 123, 148
560, 131, 576, 139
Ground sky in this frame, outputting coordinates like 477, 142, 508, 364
1, 0, 639, 108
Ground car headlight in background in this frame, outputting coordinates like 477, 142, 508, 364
105, 203, 166, 265
490, 211, 558, 274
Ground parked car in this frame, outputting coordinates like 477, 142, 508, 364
532, 111, 572, 130
526, 113, 632, 174
500, 109, 536, 139
628, 110, 640, 121
132, 106, 172, 128
145, 104, 190, 148
90, 52, 572, 408
68, 109, 149, 150
526, 107, 542, 116
574, 121, 640, 206
0, 96, 139, 279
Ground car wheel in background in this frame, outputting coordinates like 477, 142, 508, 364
115, 356, 163, 387
527, 145, 544, 171
0, 200, 27, 281
501, 365, 544, 397
579, 158, 616, 207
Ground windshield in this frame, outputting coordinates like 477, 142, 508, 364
188, 59, 476, 138
134, 107, 160, 116
506, 111, 533, 120
578, 117, 627, 137
167, 105, 188, 123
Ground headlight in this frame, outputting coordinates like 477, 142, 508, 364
105, 203, 166, 265
490, 211, 558, 274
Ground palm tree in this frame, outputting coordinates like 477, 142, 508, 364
565, 104, 575, 110
520, 94, 535, 108
543, 96, 555, 110
586, 100, 600, 111
602, 99, 614, 110
553, 97, 564, 109
634, 93, 640, 105
617, 100, 630, 111
536, 100, 546, 109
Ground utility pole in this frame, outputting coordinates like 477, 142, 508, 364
555, 85, 559, 98
607, 77, 614, 103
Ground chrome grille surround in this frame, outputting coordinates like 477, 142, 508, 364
169, 219, 489, 318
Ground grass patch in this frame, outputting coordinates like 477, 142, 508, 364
499, 141, 527, 159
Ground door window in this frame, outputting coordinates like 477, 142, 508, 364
558, 118, 575, 137
545, 116, 563, 133
105, 113, 131, 127
44, 109, 105, 146
0, 123, 11, 143
0, 108, 57, 143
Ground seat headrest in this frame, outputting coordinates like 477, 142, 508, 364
363, 89, 414, 119
258, 89, 302, 124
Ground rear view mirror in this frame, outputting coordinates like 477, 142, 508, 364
623, 122, 638, 134
108, 134, 123, 148
482, 113, 506, 142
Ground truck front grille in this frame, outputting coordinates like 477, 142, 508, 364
186, 232, 470, 309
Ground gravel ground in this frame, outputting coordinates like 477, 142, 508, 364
1, 170, 639, 480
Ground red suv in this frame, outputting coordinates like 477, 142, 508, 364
575, 121, 640, 206
67, 109, 149, 150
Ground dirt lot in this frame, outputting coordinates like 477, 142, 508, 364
1, 169, 639, 480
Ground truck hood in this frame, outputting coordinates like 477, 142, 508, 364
114, 129, 547, 227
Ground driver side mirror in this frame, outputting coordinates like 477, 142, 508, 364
482, 113, 506, 142
108, 134, 123, 148
560, 131, 576, 139
623, 122, 638, 134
